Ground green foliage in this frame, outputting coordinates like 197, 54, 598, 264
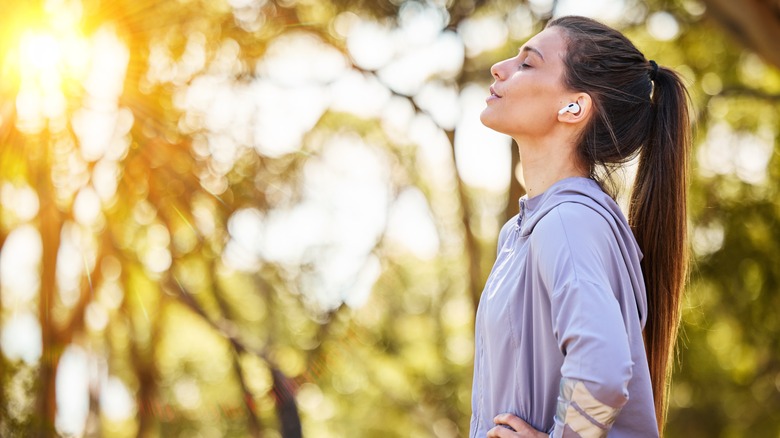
0, 0, 779, 436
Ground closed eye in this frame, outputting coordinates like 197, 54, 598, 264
516, 53, 532, 70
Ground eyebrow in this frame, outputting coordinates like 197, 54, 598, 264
519, 46, 545, 61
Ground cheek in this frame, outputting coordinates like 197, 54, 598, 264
509, 81, 562, 122
480, 75, 563, 135
480, 98, 555, 136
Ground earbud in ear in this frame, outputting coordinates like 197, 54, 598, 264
558, 103, 581, 115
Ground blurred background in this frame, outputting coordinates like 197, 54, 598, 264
0, 0, 778, 436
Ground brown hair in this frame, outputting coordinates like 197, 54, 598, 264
547, 16, 691, 434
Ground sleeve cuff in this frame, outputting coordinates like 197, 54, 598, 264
551, 378, 621, 438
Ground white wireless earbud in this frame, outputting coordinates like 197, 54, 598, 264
558, 103, 581, 115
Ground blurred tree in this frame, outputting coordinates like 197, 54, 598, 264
699, 0, 780, 68
0, 0, 778, 437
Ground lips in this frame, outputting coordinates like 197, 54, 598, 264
486, 85, 502, 104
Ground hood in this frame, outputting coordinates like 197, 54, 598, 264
518, 177, 647, 327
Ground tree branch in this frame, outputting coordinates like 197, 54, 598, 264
700, 0, 780, 69
207, 267, 264, 437
169, 275, 302, 438
719, 85, 780, 102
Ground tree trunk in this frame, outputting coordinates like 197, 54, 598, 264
0, 229, 7, 432
271, 368, 302, 438
701, 0, 780, 68
35, 129, 63, 437
444, 129, 483, 317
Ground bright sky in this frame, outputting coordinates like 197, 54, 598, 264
2, 0, 772, 435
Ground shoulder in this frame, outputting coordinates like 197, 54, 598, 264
531, 201, 614, 249
530, 202, 616, 284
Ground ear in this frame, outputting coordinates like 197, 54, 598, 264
557, 93, 592, 125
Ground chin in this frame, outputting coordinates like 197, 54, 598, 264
479, 109, 495, 130
479, 111, 508, 135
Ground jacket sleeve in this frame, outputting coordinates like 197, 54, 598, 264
531, 204, 634, 438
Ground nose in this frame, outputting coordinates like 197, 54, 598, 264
490, 62, 502, 81
490, 58, 511, 81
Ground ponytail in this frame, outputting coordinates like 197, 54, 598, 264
547, 16, 693, 435
628, 65, 691, 432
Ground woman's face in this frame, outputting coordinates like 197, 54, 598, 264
480, 26, 572, 139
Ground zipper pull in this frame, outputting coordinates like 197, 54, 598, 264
516, 198, 526, 228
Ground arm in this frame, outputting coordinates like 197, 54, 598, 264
548, 282, 630, 437
536, 204, 634, 438
488, 283, 633, 438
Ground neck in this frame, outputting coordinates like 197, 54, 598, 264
515, 136, 587, 198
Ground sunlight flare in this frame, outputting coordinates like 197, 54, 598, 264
9, 1, 90, 133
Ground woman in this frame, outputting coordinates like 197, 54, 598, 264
470, 16, 690, 438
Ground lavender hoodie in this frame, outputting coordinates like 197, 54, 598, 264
470, 177, 658, 437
